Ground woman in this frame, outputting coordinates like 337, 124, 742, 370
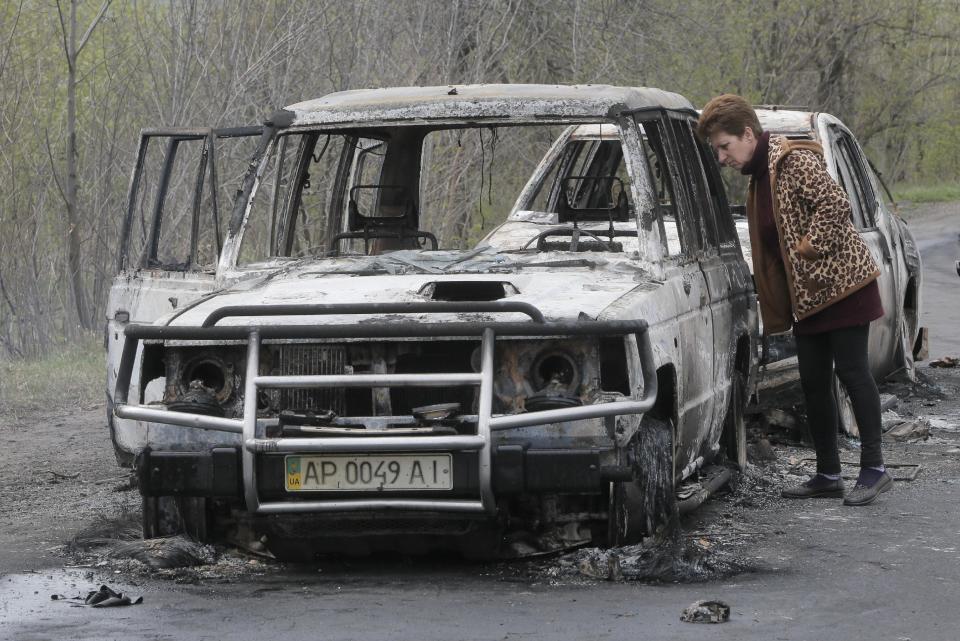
698, 94, 891, 506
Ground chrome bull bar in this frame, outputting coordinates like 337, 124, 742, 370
113, 302, 657, 517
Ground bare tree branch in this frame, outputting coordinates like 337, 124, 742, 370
76, 0, 112, 56
42, 128, 68, 208
0, 0, 23, 81
54, 0, 72, 71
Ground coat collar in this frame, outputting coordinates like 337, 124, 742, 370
768, 134, 825, 175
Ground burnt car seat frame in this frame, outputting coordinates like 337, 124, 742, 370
329, 184, 438, 255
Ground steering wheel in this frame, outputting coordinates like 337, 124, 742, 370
522, 227, 613, 252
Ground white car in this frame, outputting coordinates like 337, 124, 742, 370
740, 109, 925, 433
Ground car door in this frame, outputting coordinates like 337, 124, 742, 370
664, 115, 754, 454
633, 112, 715, 465
106, 126, 261, 454
824, 123, 898, 375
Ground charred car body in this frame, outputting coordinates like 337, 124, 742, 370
737, 109, 924, 434
107, 85, 756, 557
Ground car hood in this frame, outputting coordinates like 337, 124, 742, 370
164, 253, 661, 328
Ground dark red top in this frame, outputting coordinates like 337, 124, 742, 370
742, 132, 883, 335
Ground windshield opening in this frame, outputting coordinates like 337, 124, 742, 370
235, 121, 585, 266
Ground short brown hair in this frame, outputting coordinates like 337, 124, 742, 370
697, 94, 762, 141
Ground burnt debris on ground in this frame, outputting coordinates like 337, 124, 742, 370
514, 531, 760, 584
680, 599, 731, 624
64, 510, 274, 583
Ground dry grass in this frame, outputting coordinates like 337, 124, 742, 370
0, 332, 103, 417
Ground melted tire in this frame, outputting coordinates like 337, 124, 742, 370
610, 416, 678, 546
142, 496, 210, 541
896, 313, 917, 382
723, 370, 747, 470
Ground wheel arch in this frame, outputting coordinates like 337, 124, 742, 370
648, 362, 677, 425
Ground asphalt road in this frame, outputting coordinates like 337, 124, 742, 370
2, 203, 959, 641
5, 449, 960, 641
902, 201, 960, 358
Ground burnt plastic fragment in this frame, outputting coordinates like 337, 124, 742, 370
680, 600, 730, 624
84, 585, 143, 608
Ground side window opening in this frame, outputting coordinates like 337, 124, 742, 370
154, 137, 206, 269
534, 137, 632, 215
124, 135, 167, 270
634, 115, 685, 256
121, 128, 262, 273
658, 116, 703, 253
840, 134, 878, 228
571, 139, 631, 211
694, 131, 737, 246
198, 131, 262, 268
526, 142, 571, 212
669, 118, 720, 250
122, 133, 210, 272
831, 130, 869, 229
350, 138, 390, 218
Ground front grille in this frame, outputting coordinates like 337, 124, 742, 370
271, 344, 347, 415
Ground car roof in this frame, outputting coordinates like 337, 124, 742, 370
281, 84, 695, 127
754, 108, 818, 140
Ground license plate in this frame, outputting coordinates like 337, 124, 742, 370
285, 454, 453, 491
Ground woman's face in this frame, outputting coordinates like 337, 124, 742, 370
709, 127, 758, 171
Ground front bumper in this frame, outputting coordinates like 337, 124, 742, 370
116, 301, 656, 517
137, 445, 632, 498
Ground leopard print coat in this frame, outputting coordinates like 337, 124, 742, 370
746, 135, 880, 334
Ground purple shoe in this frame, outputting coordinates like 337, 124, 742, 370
843, 471, 893, 506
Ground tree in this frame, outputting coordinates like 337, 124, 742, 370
52, 0, 111, 331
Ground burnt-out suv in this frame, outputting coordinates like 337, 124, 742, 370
107, 85, 756, 557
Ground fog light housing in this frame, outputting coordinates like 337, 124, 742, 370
524, 351, 582, 411
168, 380, 225, 416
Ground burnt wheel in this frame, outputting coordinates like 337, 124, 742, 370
722, 369, 748, 470
142, 496, 210, 541
609, 416, 678, 546
895, 311, 917, 382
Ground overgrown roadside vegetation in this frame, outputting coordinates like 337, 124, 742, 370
2, 0, 959, 359
893, 183, 960, 205
0, 331, 102, 418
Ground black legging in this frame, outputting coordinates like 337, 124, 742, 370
796, 324, 884, 475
